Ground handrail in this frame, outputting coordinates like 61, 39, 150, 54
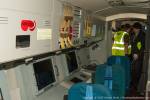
0, 39, 103, 69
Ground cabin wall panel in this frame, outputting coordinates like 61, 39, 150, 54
0, 0, 54, 63
89, 21, 108, 65
51, 0, 63, 51
0, 0, 52, 15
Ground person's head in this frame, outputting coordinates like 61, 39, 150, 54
119, 24, 131, 32
132, 22, 142, 34
124, 24, 131, 33
117, 25, 125, 31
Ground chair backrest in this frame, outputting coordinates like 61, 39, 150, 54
68, 83, 112, 100
112, 65, 125, 97
95, 64, 125, 99
107, 56, 131, 90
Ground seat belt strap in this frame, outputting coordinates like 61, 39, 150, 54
85, 85, 93, 100
116, 57, 121, 64
104, 66, 112, 90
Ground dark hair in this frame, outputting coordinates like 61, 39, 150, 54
133, 22, 142, 29
117, 25, 125, 31
121, 25, 125, 29
124, 24, 131, 29
119, 24, 131, 31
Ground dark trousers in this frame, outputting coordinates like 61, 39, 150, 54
131, 58, 143, 90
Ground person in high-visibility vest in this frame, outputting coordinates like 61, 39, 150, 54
130, 22, 145, 92
112, 24, 131, 56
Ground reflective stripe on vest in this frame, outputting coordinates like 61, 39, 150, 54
114, 31, 127, 42
114, 41, 124, 45
112, 47, 124, 50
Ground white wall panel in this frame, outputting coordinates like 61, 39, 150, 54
51, 0, 63, 51
0, 0, 52, 15
0, 9, 52, 63
0, 0, 54, 63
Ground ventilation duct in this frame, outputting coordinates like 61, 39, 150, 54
107, 0, 125, 6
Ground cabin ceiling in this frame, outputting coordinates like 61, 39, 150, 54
69, 0, 150, 17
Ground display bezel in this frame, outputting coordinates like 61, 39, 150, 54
32, 57, 56, 95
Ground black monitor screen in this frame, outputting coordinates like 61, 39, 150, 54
16, 35, 30, 48
33, 59, 55, 91
66, 51, 78, 73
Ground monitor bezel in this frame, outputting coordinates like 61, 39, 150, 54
32, 56, 57, 95
0, 88, 3, 100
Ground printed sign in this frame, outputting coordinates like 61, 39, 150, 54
37, 28, 52, 40
21, 20, 36, 31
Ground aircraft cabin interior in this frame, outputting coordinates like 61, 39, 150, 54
0, 0, 150, 100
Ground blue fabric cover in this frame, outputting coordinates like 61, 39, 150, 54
95, 64, 125, 99
68, 83, 112, 100
107, 56, 131, 90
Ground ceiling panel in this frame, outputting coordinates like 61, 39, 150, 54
69, 0, 150, 17
70, 0, 109, 11
124, 0, 149, 3
95, 7, 149, 17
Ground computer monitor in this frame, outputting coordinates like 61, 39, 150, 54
33, 58, 56, 93
65, 51, 78, 74
0, 88, 3, 100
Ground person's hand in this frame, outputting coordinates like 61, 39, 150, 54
133, 54, 138, 60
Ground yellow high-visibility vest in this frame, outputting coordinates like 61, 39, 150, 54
112, 31, 131, 56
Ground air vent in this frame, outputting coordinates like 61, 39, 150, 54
73, 21, 80, 37
42, 20, 51, 27
0, 17, 8, 24
73, 6, 82, 38
73, 6, 82, 18
107, 0, 125, 6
